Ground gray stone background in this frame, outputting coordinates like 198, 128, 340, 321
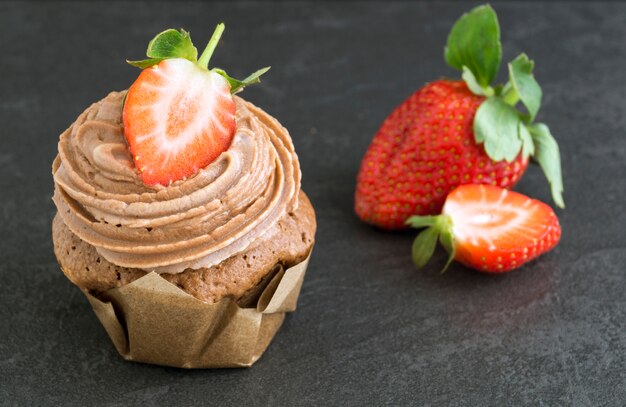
1, 1, 624, 406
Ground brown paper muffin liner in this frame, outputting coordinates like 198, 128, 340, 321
82, 254, 311, 369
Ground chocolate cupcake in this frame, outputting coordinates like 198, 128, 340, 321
51, 26, 316, 368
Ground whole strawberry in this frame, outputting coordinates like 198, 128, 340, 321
355, 5, 564, 229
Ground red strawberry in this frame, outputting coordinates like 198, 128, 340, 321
124, 59, 236, 185
355, 80, 529, 229
123, 25, 269, 186
355, 5, 564, 229
407, 184, 561, 273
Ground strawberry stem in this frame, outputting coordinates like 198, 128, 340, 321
198, 23, 225, 69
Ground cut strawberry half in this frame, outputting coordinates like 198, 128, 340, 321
407, 184, 561, 273
123, 24, 269, 186
124, 59, 235, 186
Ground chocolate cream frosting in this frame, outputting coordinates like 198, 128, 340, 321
52, 91, 301, 274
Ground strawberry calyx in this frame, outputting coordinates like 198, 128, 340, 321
127, 24, 270, 94
445, 5, 564, 208
406, 214, 455, 273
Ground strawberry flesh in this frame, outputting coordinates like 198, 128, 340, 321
123, 58, 236, 186
443, 184, 561, 272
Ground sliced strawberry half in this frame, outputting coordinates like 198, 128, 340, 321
407, 184, 561, 273
123, 24, 269, 186
124, 59, 235, 186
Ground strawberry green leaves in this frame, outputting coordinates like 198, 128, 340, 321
445, 4, 564, 208
474, 97, 523, 162
528, 123, 565, 208
462, 67, 494, 97
445, 4, 501, 89
407, 215, 455, 273
474, 55, 542, 165
148, 29, 197, 60
508, 54, 542, 121
497, 55, 563, 207
405, 216, 439, 228
213, 67, 271, 94
127, 24, 269, 95
438, 224, 456, 272
411, 227, 439, 268
128, 29, 198, 68
518, 121, 535, 159
197, 24, 270, 93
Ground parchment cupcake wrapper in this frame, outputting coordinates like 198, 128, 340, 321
83, 253, 311, 369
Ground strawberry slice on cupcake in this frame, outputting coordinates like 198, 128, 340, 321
124, 24, 269, 186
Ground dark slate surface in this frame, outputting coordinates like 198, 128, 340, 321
1, 1, 624, 405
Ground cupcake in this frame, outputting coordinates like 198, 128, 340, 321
51, 25, 316, 368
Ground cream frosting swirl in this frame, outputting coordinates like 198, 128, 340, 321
52, 91, 301, 274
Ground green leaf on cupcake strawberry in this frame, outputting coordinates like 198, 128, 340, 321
127, 24, 269, 95
127, 29, 198, 68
